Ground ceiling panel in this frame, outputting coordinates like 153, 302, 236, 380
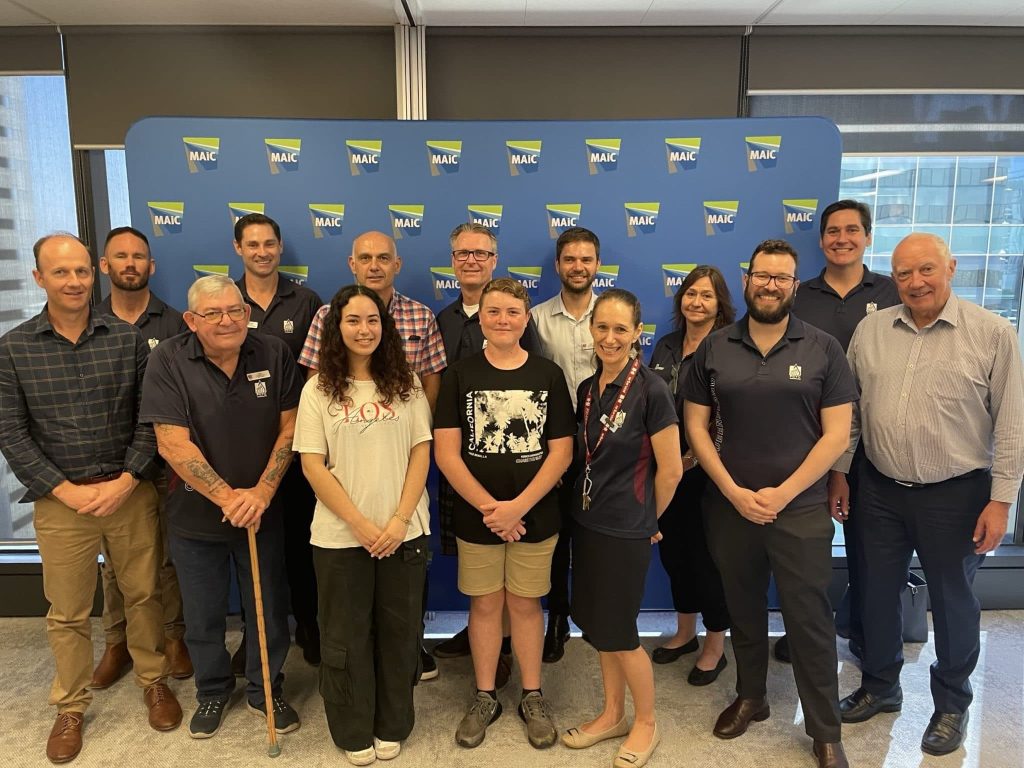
763, 0, 1024, 25
0, 0, 52, 25
523, 0, 650, 26
642, 0, 776, 26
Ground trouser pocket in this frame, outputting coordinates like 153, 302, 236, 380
319, 641, 352, 705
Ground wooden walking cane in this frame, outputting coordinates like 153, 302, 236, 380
247, 525, 281, 758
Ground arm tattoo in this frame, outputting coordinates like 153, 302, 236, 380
155, 424, 176, 435
262, 446, 294, 489
184, 457, 227, 495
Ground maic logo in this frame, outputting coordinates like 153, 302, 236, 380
546, 204, 581, 239
593, 265, 619, 291
431, 267, 461, 302
745, 135, 781, 172
183, 137, 219, 173
309, 204, 346, 238
662, 263, 698, 297
193, 264, 229, 279
624, 202, 659, 237
665, 138, 700, 173
228, 202, 265, 225
704, 201, 739, 236
640, 324, 657, 348
265, 139, 301, 174
147, 202, 184, 237
585, 139, 620, 174
506, 141, 542, 175
783, 199, 818, 234
346, 140, 382, 175
278, 266, 308, 286
468, 205, 502, 234
507, 267, 542, 301
427, 141, 462, 175
389, 205, 424, 239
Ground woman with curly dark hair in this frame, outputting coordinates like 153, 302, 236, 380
292, 284, 432, 765
649, 266, 735, 685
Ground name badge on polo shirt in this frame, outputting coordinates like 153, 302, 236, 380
247, 321, 259, 329
247, 370, 271, 381
866, 302, 878, 313
283, 319, 294, 334
600, 411, 627, 432
147, 338, 159, 350
789, 364, 802, 381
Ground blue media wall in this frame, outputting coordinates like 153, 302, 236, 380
126, 116, 841, 611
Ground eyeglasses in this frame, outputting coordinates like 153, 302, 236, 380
192, 307, 247, 324
749, 272, 796, 288
452, 249, 496, 262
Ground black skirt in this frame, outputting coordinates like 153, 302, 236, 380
570, 523, 651, 652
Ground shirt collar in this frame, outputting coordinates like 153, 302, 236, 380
806, 266, 879, 295
186, 331, 258, 361
895, 292, 960, 330
728, 314, 806, 347
237, 275, 296, 303
550, 290, 597, 319
33, 307, 108, 337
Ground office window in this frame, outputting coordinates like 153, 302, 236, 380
752, 92, 1024, 544
0, 75, 77, 544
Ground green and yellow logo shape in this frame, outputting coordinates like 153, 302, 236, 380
665, 138, 700, 173
265, 138, 301, 174
585, 138, 620, 174
346, 140, 382, 175
427, 140, 462, 176
662, 263, 699, 297
183, 137, 219, 173
507, 140, 542, 175
309, 204, 346, 238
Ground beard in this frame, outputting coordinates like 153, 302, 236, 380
108, 270, 150, 292
744, 284, 793, 324
560, 273, 595, 295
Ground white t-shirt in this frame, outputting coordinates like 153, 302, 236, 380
292, 375, 432, 549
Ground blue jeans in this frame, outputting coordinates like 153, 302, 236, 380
169, 523, 290, 706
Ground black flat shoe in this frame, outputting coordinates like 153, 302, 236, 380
921, 711, 969, 756
839, 687, 903, 723
542, 614, 570, 663
687, 654, 727, 686
652, 636, 699, 664
773, 634, 791, 663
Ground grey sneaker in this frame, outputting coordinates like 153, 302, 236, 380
455, 691, 502, 748
518, 691, 557, 749
189, 697, 231, 739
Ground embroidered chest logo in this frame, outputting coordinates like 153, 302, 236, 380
254, 380, 268, 398
600, 411, 627, 432
283, 319, 294, 334
866, 302, 877, 314
788, 364, 802, 381
147, 338, 159, 350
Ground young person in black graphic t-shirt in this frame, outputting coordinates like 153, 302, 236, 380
435, 278, 575, 751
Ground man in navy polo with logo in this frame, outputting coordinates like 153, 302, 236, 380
683, 239, 857, 768
233, 212, 324, 667
773, 200, 900, 665
141, 274, 303, 740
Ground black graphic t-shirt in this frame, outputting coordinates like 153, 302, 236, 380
435, 351, 576, 545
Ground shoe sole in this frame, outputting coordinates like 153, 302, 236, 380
921, 737, 965, 756
419, 668, 439, 682
170, 670, 194, 680
189, 724, 223, 740
840, 702, 902, 724
713, 708, 770, 739
246, 703, 301, 734
432, 645, 471, 659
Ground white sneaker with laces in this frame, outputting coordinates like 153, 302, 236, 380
374, 737, 401, 759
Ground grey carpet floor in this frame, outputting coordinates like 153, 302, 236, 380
1, 611, 1021, 768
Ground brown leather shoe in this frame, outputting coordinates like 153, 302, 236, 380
813, 740, 850, 768
89, 641, 132, 690
165, 637, 194, 680
144, 682, 183, 731
713, 696, 770, 739
46, 711, 84, 763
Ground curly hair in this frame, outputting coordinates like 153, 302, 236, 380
316, 284, 416, 407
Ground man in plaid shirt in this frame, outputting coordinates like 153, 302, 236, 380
298, 230, 446, 409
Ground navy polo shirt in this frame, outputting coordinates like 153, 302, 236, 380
237, 276, 323, 363
793, 267, 900, 352
436, 298, 542, 364
96, 292, 187, 350
140, 331, 303, 541
572, 362, 678, 539
649, 328, 695, 454
682, 315, 857, 508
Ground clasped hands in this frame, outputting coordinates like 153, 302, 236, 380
481, 499, 527, 542
220, 486, 273, 532
728, 484, 792, 525
56, 474, 137, 518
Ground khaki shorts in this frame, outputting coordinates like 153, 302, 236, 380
456, 535, 559, 598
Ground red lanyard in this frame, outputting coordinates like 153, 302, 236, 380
582, 356, 641, 465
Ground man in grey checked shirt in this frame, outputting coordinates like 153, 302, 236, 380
830, 232, 1024, 757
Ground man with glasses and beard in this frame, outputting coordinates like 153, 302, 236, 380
92, 226, 193, 689
683, 240, 857, 768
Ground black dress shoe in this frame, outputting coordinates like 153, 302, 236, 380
839, 687, 903, 723
812, 740, 850, 768
651, 636, 699, 664
773, 634, 791, 663
433, 626, 471, 659
713, 696, 770, 739
687, 654, 727, 686
921, 711, 969, 756
542, 614, 570, 663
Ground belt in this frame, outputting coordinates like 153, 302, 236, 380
891, 467, 988, 489
76, 472, 123, 485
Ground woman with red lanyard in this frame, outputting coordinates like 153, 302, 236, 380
561, 289, 683, 768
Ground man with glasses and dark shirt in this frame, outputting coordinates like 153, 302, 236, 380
92, 226, 193, 689
141, 275, 303, 739
233, 213, 324, 668
0, 233, 181, 764
684, 240, 857, 768
774, 200, 900, 665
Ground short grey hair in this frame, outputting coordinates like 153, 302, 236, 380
891, 232, 953, 267
187, 274, 243, 312
449, 222, 497, 250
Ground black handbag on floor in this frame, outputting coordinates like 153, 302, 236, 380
901, 572, 929, 643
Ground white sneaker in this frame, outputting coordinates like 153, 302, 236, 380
374, 738, 402, 760
344, 746, 376, 765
